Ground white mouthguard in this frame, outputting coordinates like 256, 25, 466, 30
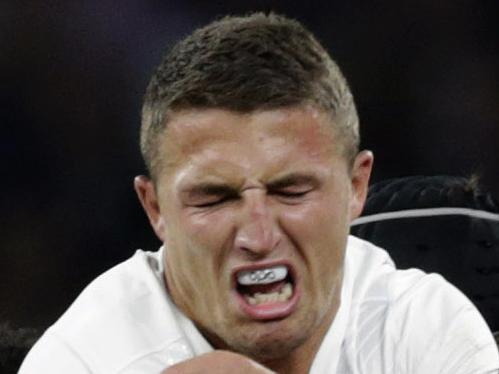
237, 265, 288, 285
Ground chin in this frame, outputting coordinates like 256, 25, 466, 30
235, 332, 307, 362
223, 312, 316, 362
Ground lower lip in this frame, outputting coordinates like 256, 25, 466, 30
234, 284, 301, 321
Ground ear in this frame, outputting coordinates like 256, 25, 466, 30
134, 175, 167, 242
349, 150, 374, 221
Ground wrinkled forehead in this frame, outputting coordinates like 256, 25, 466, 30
158, 106, 339, 173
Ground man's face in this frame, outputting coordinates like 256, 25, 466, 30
136, 106, 372, 362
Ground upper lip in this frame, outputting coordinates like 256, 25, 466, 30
231, 260, 296, 288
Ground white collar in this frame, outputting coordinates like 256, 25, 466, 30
309, 244, 352, 373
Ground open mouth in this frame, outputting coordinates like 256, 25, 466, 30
233, 263, 299, 320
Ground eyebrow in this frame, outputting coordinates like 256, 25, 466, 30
183, 183, 239, 197
267, 173, 320, 190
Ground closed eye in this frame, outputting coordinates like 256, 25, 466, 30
267, 173, 319, 196
273, 190, 311, 198
182, 183, 239, 208
267, 173, 318, 201
192, 195, 238, 208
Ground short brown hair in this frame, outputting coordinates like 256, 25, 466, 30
141, 12, 359, 179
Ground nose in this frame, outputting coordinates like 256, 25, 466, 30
234, 189, 281, 257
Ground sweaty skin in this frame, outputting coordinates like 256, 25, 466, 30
135, 106, 373, 373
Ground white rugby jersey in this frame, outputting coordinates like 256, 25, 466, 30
19, 236, 499, 373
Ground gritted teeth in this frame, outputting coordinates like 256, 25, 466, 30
245, 283, 293, 305
237, 265, 288, 285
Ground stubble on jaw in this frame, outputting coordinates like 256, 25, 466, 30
193, 283, 341, 374
196, 318, 309, 363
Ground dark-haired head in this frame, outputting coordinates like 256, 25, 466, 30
141, 13, 359, 180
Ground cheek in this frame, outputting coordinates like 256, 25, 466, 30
164, 219, 226, 304
280, 197, 349, 283
281, 194, 350, 242
167, 209, 236, 281
179, 209, 236, 249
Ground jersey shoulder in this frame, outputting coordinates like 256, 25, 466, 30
20, 249, 194, 374
343, 236, 499, 373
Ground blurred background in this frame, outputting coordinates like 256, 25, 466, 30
1, 0, 498, 333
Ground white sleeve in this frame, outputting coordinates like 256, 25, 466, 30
18, 331, 92, 374
414, 306, 499, 374
389, 273, 499, 374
